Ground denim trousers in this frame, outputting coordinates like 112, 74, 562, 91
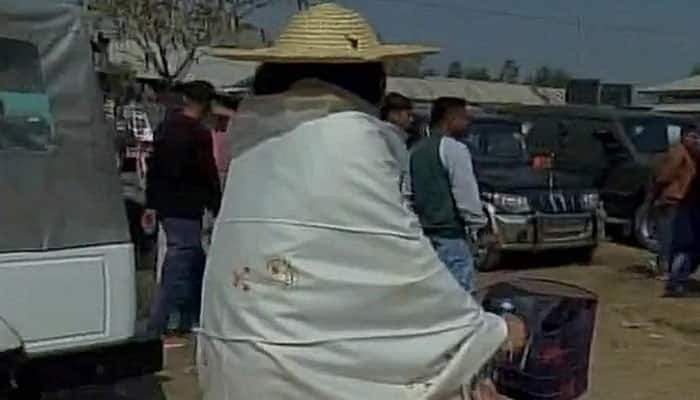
668, 205, 700, 289
149, 217, 206, 334
654, 205, 675, 271
429, 236, 475, 292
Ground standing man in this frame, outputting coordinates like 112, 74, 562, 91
381, 92, 428, 149
144, 80, 221, 335
654, 127, 700, 297
381, 92, 414, 130
410, 97, 487, 291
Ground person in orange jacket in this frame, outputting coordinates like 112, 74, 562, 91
651, 127, 700, 296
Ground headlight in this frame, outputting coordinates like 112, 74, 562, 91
484, 192, 531, 213
580, 192, 600, 211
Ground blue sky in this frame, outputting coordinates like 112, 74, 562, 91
249, 0, 699, 84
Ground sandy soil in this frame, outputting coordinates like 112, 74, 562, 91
46, 242, 700, 399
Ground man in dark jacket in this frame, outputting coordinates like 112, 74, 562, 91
144, 80, 221, 334
381, 92, 413, 129
410, 97, 486, 292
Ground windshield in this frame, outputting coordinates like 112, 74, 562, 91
0, 36, 53, 151
464, 121, 525, 158
622, 116, 685, 154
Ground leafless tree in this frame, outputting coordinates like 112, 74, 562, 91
88, 0, 276, 82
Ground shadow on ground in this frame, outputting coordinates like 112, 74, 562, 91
44, 375, 167, 400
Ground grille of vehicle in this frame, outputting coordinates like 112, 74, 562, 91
528, 191, 585, 214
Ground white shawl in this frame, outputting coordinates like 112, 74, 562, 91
197, 81, 506, 400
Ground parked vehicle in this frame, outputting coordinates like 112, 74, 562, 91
493, 105, 695, 250
0, 1, 161, 398
466, 114, 604, 270
0, 319, 22, 397
411, 112, 604, 270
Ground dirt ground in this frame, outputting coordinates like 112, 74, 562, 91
46, 242, 700, 400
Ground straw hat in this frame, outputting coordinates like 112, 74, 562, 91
209, 3, 439, 63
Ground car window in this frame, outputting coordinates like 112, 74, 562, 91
515, 114, 613, 176
0, 37, 54, 151
464, 121, 524, 158
622, 116, 683, 154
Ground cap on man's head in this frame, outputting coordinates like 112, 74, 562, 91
381, 92, 412, 119
181, 80, 215, 105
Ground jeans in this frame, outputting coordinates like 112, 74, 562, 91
149, 217, 206, 334
668, 205, 700, 290
430, 236, 475, 292
654, 205, 675, 272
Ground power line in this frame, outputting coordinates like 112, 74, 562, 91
368, 0, 691, 38
372, 0, 573, 25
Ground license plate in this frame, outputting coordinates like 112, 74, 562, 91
544, 218, 589, 234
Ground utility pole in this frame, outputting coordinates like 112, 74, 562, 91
576, 16, 585, 72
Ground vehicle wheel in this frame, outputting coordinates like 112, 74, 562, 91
8, 385, 42, 400
634, 200, 659, 251
474, 231, 502, 272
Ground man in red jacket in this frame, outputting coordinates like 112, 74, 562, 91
144, 81, 222, 334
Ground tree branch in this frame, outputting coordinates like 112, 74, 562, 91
88, 0, 274, 81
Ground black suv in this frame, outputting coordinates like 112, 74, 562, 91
493, 105, 696, 249
411, 112, 604, 270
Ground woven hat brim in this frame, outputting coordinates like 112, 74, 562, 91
207, 44, 439, 63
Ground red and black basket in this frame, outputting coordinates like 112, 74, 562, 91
478, 278, 598, 400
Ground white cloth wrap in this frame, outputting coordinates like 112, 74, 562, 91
197, 83, 507, 400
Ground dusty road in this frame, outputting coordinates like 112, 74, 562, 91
47, 243, 700, 399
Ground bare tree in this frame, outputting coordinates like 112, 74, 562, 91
446, 61, 464, 78
222, 0, 279, 31
463, 66, 491, 81
89, 0, 275, 82
690, 63, 700, 77
527, 65, 573, 88
497, 59, 520, 84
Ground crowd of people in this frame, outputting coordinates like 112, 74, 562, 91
139, 4, 513, 399
134, 3, 700, 399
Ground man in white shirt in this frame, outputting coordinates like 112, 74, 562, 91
410, 97, 487, 291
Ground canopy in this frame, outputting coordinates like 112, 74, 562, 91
0, 0, 128, 252
386, 77, 566, 105
639, 75, 700, 94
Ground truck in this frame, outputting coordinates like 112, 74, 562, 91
0, 1, 162, 397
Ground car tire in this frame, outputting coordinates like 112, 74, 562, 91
474, 231, 502, 272
477, 248, 502, 272
8, 385, 42, 400
634, 200, 658, 251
